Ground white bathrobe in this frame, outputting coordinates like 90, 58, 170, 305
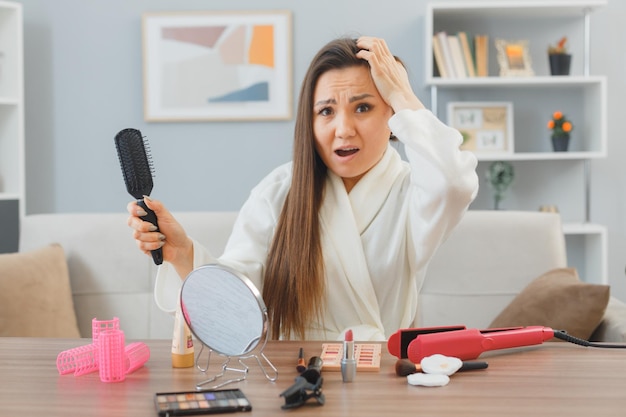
155, 109, 478, 341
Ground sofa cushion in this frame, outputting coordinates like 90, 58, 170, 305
418, 211, 567, 329
0, 244, 81, 337
489, 267, 609, 340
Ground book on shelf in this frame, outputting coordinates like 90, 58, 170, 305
432, 34, 449, 78
475, 34, 489, 77
457, 31, 476, 77
435, 31, 456, 78
432, 31, 479, 79
447, 35, 467, 78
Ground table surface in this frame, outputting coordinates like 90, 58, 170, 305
1, 337, 626, 416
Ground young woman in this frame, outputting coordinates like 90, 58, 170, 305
127, 36, 478, 341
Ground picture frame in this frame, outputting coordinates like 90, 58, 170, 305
447, 101, 514, 157
495, 39, 534, 77
142, 10, 292, 122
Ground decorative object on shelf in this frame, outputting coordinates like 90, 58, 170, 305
548, 36, 571, 76
447, 102, 514, 157
486, 161, 514, 210
142, 10, 292, 122
495, 39, 534, 77
539, 205, 559, 213
547, 111, 573, 152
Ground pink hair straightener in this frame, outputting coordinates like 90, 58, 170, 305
388, 325, 554, 362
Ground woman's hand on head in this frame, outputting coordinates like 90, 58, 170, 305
126, 198, 194, 277
356, 36, 424, 112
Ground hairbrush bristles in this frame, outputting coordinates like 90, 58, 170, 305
115, 128, 154, 199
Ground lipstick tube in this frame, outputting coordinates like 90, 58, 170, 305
341, 329, 356, 382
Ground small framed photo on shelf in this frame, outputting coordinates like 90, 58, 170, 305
447, 102, 514, 157
495, 39, 534, 77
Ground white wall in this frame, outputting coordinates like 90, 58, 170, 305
15, 0, 626, 301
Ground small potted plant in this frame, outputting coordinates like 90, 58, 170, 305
548, 36, 571, 75
486, 161, 514, 210
547, 111, 573, 152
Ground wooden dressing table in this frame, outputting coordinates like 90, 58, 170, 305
1, 337, 625, 416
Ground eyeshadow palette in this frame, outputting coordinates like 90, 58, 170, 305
320, 342, 382, 372
154, 388, 252, 416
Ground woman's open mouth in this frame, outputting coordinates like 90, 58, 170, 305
335, 147, 359, 157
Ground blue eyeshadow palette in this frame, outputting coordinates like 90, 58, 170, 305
154, 388, 252, 416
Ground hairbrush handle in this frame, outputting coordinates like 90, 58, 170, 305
137, 198, 163, 265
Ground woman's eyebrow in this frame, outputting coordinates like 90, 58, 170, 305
314, 98, 336, 107
349, 93, 374, 102
314, 93, 374, 108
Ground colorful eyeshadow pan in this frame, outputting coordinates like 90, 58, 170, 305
155, 388, 251, 416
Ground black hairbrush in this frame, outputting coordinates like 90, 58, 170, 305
114, 128, 163, 265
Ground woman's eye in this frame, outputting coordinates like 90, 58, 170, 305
318, 107, 333, 116
356, 103, 370, 113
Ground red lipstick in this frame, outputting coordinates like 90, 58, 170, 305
341, 329, 356, 382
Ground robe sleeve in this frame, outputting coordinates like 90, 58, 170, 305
388, 109, 479, 271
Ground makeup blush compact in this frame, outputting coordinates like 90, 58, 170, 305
320, 342, 381, 372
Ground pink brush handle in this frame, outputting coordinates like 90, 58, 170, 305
407, 326, 554, 362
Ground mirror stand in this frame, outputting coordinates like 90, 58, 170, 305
194, 343, 278, 390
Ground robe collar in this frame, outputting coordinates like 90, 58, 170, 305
319, 145, 404, 338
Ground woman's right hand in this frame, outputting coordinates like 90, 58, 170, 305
355, 36, 424, 113
126, 197, 194, 278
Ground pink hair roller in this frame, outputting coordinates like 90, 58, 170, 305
124, 342, 150, 374
56, 343, 98, 376
98, 329, 126, 383
57, 317, 149, 381
91, 317, 120, 344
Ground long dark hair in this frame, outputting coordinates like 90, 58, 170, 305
262, 38, 368, 339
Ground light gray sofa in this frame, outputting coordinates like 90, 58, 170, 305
18, 210, 626, 341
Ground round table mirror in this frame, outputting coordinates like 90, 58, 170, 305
180, 264, 266, 356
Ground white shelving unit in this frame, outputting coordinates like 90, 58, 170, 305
0, 1, 24, 253
562, 223, 607, 284
425, 1, 608, 284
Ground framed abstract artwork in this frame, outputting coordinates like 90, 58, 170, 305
142, 10, 292, 121
447, 101, 514, 157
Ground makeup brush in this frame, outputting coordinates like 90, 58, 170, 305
296, 347, 306, 373
395, 359, 423, 376
395, 358, 488, 376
